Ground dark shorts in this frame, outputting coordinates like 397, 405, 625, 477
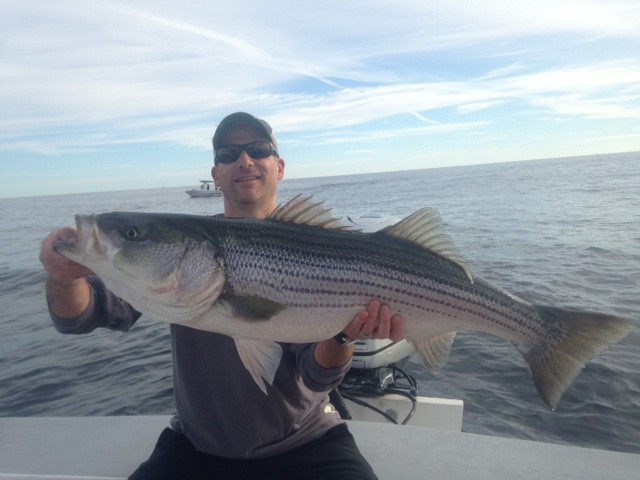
128, 423, 378, 480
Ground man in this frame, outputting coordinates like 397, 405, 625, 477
39, 112, 405, 479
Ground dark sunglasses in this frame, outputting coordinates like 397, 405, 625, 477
215, 141, 278, 165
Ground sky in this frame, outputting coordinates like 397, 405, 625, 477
1, 0, 639, 198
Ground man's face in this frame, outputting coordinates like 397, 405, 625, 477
212, 124, 285, 217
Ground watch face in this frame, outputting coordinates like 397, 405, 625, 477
334, 332, 356, 346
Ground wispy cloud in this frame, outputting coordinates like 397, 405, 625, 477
1, 0, 639, 197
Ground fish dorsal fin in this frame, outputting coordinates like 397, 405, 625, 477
380, 208, 473, 281
270, 194, 351, 230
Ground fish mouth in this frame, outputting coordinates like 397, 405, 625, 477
75, 214, 98, 253
53, 237, 78, 256
53, 215, 97, 259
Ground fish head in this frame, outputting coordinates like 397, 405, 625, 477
55, 211, 226, 323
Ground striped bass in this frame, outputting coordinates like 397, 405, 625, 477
54, 195, 634, 408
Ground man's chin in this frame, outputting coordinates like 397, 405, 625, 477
232, 185, 263, 202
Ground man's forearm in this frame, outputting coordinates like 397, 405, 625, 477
46, 275, 91, 318
313, 338, 354, 369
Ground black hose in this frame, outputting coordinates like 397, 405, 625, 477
329, 388, 352, 420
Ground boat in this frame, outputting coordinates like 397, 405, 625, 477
185, 180, 222, 198
2, 414, 638, 480
2, 346, 638, 480
2, 215, 638, 479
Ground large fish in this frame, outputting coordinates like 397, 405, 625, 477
54, 195, 634, 408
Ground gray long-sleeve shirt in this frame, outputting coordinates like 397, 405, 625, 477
50, 276, 348, 459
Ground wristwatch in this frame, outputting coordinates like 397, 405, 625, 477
333, 331, 357, 346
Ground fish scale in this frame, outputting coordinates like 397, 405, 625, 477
221, 220, 534, 339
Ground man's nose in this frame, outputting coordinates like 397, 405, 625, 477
236, 149, 254, 166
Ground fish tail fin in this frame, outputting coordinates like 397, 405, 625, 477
521, 306, 634, 410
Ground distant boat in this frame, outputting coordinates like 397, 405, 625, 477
186, 180, 223, 198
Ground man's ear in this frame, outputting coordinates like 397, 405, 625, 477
277, 157, 285, 180
211, 165, 218, 186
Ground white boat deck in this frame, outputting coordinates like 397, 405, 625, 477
1, 415, 638, 480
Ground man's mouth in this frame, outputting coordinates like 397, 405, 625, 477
234, 175, 260, 183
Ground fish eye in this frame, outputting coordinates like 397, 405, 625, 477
124, 226, 139, 239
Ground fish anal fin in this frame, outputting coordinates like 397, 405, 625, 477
521, 306, 634, 410
234, 338, 283, 394
379, 208, 473, 281
219, 295, 286, 321
408, 332, 457, 373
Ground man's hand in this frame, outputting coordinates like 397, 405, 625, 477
340, 299, 404, 344
40, 228, 94, 318
314, 300, 405, 369
39, 228, 93, 282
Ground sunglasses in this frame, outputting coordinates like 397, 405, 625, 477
215, 141, 278, 165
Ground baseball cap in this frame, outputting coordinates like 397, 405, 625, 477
212, 112, 278, 151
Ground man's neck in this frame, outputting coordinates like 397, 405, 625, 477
223, 200, 277, 219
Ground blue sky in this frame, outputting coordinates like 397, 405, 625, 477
1, 0, 639, 198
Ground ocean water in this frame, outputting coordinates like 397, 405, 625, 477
1, 152, 639, 453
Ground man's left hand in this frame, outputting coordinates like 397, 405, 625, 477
341, 299, 405, 344
314, 300, 405, 369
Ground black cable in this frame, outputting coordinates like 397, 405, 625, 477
339, 391, 400, 424
329, 388, 352, 420
337, 364, 419, 425
388, 365, 418, 391
384, 388, 417, 425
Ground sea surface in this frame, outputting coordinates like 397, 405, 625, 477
1, 152, 639, 454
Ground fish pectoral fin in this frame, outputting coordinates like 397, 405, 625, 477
234, 338, 283, 394
219, 294, 287, 321
408, 332, 457, 372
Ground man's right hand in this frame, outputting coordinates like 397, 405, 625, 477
40, 228, 94, 318
39, 228, 93, 282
